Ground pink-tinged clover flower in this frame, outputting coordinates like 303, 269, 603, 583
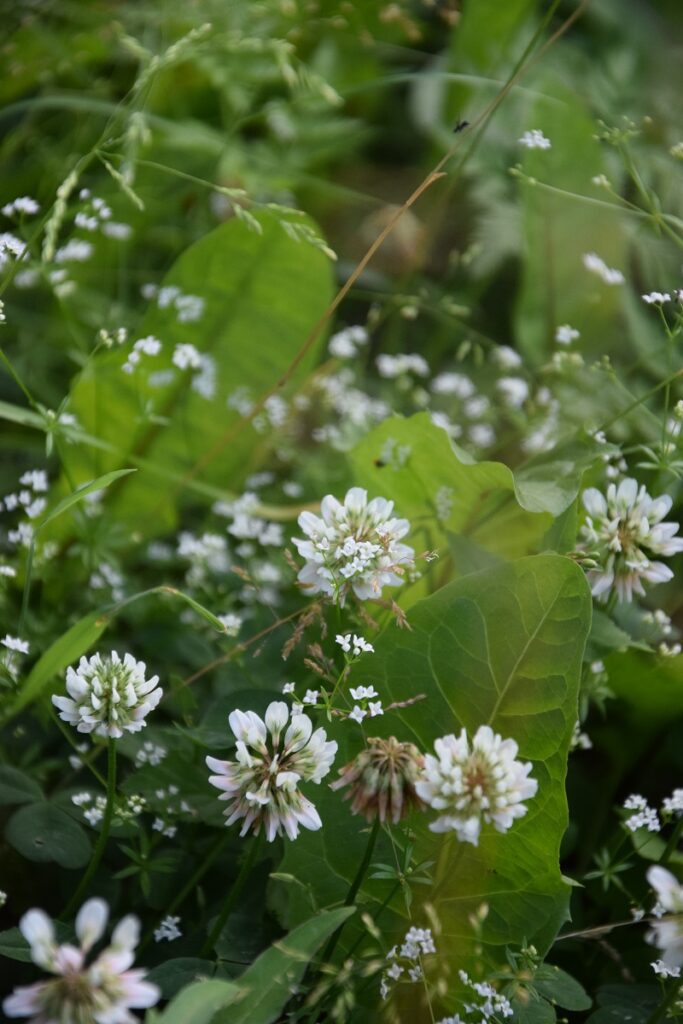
206, 701, 337, 842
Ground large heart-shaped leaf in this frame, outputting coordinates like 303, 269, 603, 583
65, 214, 333, 534
277, 555, 591, 1017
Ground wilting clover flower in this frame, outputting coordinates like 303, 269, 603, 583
580, 478, 683, 602
206, 701, 337, 842
416, 725, 537, 845
646, 865, 683, 968
52, 652, 162, 739
330, 736, 425, 824
292, 487, 415, 603
3, 898, 159, 1023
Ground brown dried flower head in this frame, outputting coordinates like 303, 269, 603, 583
330, 736, 425, 824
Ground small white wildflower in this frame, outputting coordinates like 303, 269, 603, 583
555, 324, 580, 345
2, 899, 159, 1021
19, 470, 48, 492
303, 689, 319, 705
582, 252, 625, 285
206, 701, 337, 842
52, 651, 162, 739
218, 612, 242, 636
2, 196, 40, 217
642, 292, 671, 305
431, 372, 475, 397
172, 343, 202, 370
135, 741, 167, 767
496, 377, 529, 408
518, 129, 551, 149
349, 686, 379, 700
2, 635, 29, 655
416, 725, 538, 845
580, 479, 683, 602
54, 239, 94, 263
623, 794, 660, 833
348, 705, 367, 725
282, 682, 296, 695
154, 915, 182, 943
663, 790, 683, 817
491, 345, 522, 369
368, 701, 384, 717
376, 353, 429, 378
652, 959, 680, 977
329, 325, 368, 358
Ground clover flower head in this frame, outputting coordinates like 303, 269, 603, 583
52, 651, 162, 739
331, 735, 425, 824
580, 478, 683, 602
292, 487, 415, 604
3, 898, 159, 1023
206, 701, 337, 842
415, 725, 537, 845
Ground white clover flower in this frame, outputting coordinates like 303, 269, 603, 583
52, 652, 162, 739
206, 701, 337, 842
652, 959, 680, 977
582, 252, 625, 285
416, 725, 538, 845
579, 478, 683, 602
647, 866, 683, 968
292, 487, 415, 604
3, 898, 159, 1023
555, 324, 580, 345
518, 128, 551, 149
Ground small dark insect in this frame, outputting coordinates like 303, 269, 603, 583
453, 119, 470, 133
373, 459, 386, 468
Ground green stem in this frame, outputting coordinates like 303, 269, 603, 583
138, 831, 230, 953
62, 738, 117, 918
660, 816, 683, 867
200, 831, 263, 957
646, 978, 683, 1024
319, 818, 381, 967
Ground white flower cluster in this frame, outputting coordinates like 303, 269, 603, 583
206, 701, 337, 842
455, 970, 514, 1021
416, 725, 538, 845
293, 487, 415, 603
216, 492, 284, 548
335, 633, 374, 657
623, 794, 661, 833
328, 324, 368, 359
642, 291, 671, 305
380, 926, 436, 999
141, 283, 205, 322
580, 478, 683, 602
122, 335, 162, 374
555, 324, 580, 345
376, 353, 429, 379
2, 196, 40, 218
348, 685, 383, 724
663, 789, 683, 817
3, 898, 159, 1022
72, 791, 145, 828
154, 915, 182, 943
647, 865, 683, 969
518, 128, 551, 149
582, 252, 625, 285
53, 651, 162, 739
431, 372, 474, 397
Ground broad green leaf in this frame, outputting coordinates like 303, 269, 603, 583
154, 979, 238, 1024
452, 0, 537, 72
5, 802, 91, 868
0, 927, 32, 963
535, 964, 592, 1010
65, 214, 333, 535
0, 766, 43, 805
509, 996, 556, 1024
38, 469, 136, 529
605, 650, 683, 726
4, 609, 108, 720
211, 907, 355, 1024
587, 984, 658, 1023
349, 415, 600, 599
278, 555, 591, 1011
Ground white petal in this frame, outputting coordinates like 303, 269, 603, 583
75, 897, 109, 952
